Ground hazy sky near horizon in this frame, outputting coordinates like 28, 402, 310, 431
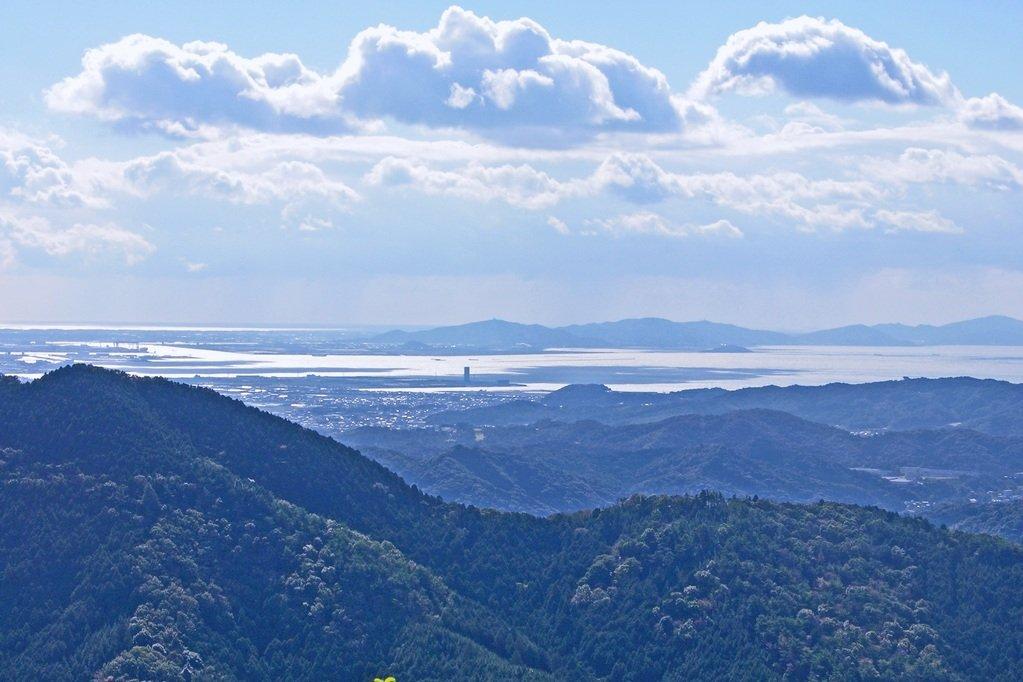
1, 1, 1022, 328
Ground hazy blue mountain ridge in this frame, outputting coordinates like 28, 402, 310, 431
370, 315, 1023, 350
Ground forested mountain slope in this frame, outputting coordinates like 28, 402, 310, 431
0, 367, 547, 680
3, 366, 1023, 680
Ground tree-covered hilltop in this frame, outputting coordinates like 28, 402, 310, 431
926, 500, 1023, 545
0, 367, 548, 680
3, 365, 1023, 680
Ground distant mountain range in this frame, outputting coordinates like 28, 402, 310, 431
370, 315, 1023, 350
427, 376, 1023, 436
348, 408, 1023, 516
346, 376, 1023, 518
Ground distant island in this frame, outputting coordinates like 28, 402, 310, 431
364, 315, 1023, 352
699, 343, 752, 353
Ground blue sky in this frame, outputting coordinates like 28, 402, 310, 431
1, 1, 1022, 328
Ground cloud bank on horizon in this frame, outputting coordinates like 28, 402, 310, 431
2, 4, 1022, 325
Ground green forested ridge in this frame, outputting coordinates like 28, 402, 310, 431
0, 366, 546, 680
2, 365, 1023, 680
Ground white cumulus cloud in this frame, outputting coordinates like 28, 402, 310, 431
546, 216, 570, 234
364, 156, 574, 209
46, 35, 347, 138
875, 209, 961, 234
0, 212, 154, 265
47, 7, 693, 144
590, 153, 882, 230
689, 16, 957, 106
590, 212, 743, 239
958, 93, 1023, 131
337, 6, 688, 143
122, 151, 359, 205
861, 148, 1023, 190
0, 130, 104, 208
